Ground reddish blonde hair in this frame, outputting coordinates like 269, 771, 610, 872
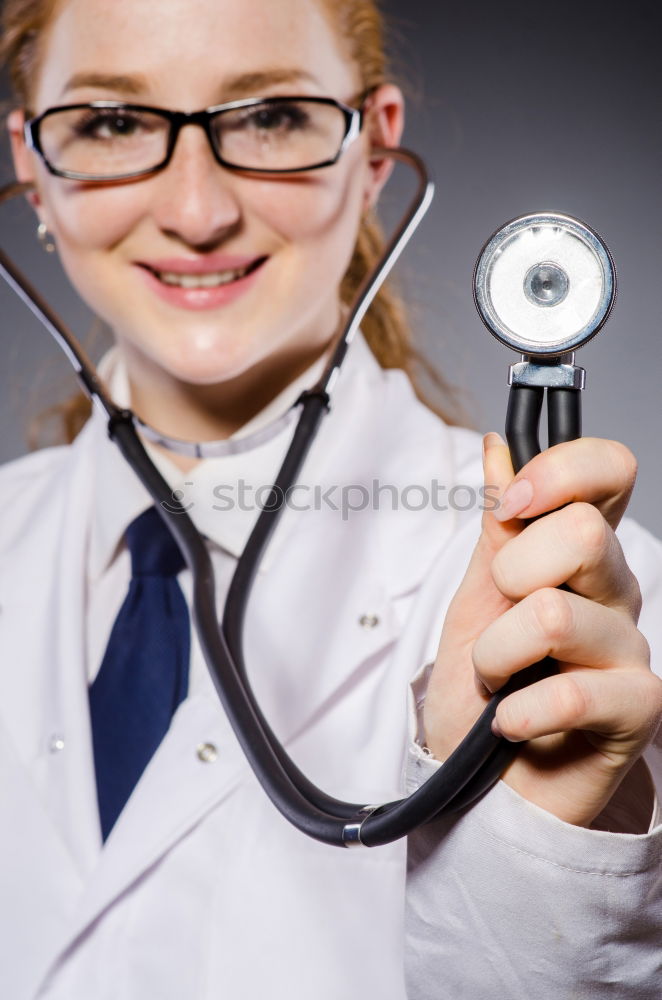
1, 0, 460, 446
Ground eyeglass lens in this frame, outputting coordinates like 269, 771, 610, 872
37, 99, 349, 177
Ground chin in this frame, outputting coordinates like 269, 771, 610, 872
116, 313, 253, 376
149, 337, 269, 389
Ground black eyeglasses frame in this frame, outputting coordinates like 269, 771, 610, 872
24, 95, 365, 182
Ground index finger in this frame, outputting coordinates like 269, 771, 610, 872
494, 437, 637, 531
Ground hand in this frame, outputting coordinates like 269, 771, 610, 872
423, 432, 662, 828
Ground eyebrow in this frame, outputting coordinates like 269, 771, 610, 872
59, 68, 322, 101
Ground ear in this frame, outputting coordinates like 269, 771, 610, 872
7, 108, 46, 218
361, 83, 405, 212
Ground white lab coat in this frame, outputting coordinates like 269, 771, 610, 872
1, 332, 661, 999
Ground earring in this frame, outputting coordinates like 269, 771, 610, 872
37, 221, 56, 253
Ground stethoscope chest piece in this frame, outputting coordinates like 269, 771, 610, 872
473, 212, 616, 358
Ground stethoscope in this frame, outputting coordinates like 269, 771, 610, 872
0, 151, 616, 848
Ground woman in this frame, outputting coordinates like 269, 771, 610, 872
1, 0, 661, 996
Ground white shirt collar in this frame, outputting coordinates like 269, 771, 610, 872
86, 332, 382, 578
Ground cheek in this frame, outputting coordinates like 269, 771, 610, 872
249, 162, 366, 281
47, 185, 146, 250
42, 183, 149, 317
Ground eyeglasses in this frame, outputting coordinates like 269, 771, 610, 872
24, 96, 365, 182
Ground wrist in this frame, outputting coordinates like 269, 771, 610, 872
498, 753, 656, 832
588, 757, 656, 834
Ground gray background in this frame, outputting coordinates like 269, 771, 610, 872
1, 0, 661, 531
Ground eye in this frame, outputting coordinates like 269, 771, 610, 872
72, 109, 156, 140
254, 104, 308, 131
230, 101, 311, 134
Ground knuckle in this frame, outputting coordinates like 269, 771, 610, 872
651, 674, 662, 729
635, 673, 662, 739
608, 440, 638, 489
642, 670, 662, 710
490, 548, 518, 598
496, 699, 524, 737
526, 587, 573, 643
633, 627, 650, 666
566, 502, 608, 560
553, 674, 591, 725
650, 673, 662, 706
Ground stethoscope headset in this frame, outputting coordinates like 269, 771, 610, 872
0, 144, 616, 848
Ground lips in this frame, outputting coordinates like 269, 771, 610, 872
138, 253, 268, 274
146, 262, 262, 289
134, 254, 269, 311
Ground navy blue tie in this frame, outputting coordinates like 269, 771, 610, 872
89, 506, 191, 841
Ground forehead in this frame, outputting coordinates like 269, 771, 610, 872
35, 0, 357, 107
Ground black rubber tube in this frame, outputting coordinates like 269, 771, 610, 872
222, 391, 361, 821
108, 413, 509, 845
505, 385, 543, 474
548, 388, 581, 447
220, 389, 521, 841
218, 382, 584, 839
109, 379, 582, 845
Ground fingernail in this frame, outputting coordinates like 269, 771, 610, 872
482, 431, 505, 458
493, 478, 533, 521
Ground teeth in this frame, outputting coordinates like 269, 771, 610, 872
155, 265, 253, 288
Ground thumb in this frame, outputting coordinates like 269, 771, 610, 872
425, 433, 522, 753
482, 431, 519, 548
443, 433, 519, 641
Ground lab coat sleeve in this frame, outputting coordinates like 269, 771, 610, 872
404, 749, 662, 1000
403, 517, 662, 998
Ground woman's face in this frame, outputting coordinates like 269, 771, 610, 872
9, 0, 403, 410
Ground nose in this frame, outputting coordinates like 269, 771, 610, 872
150, 122, 242, 249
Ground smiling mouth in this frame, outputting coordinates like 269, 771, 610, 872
141, 257, 268, 289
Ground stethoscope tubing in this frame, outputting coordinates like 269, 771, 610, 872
0, 160, 581, 847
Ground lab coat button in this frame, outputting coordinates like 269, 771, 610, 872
197, 742, 218, 763
359, 613, 380, 629
49, 734, 65, 753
